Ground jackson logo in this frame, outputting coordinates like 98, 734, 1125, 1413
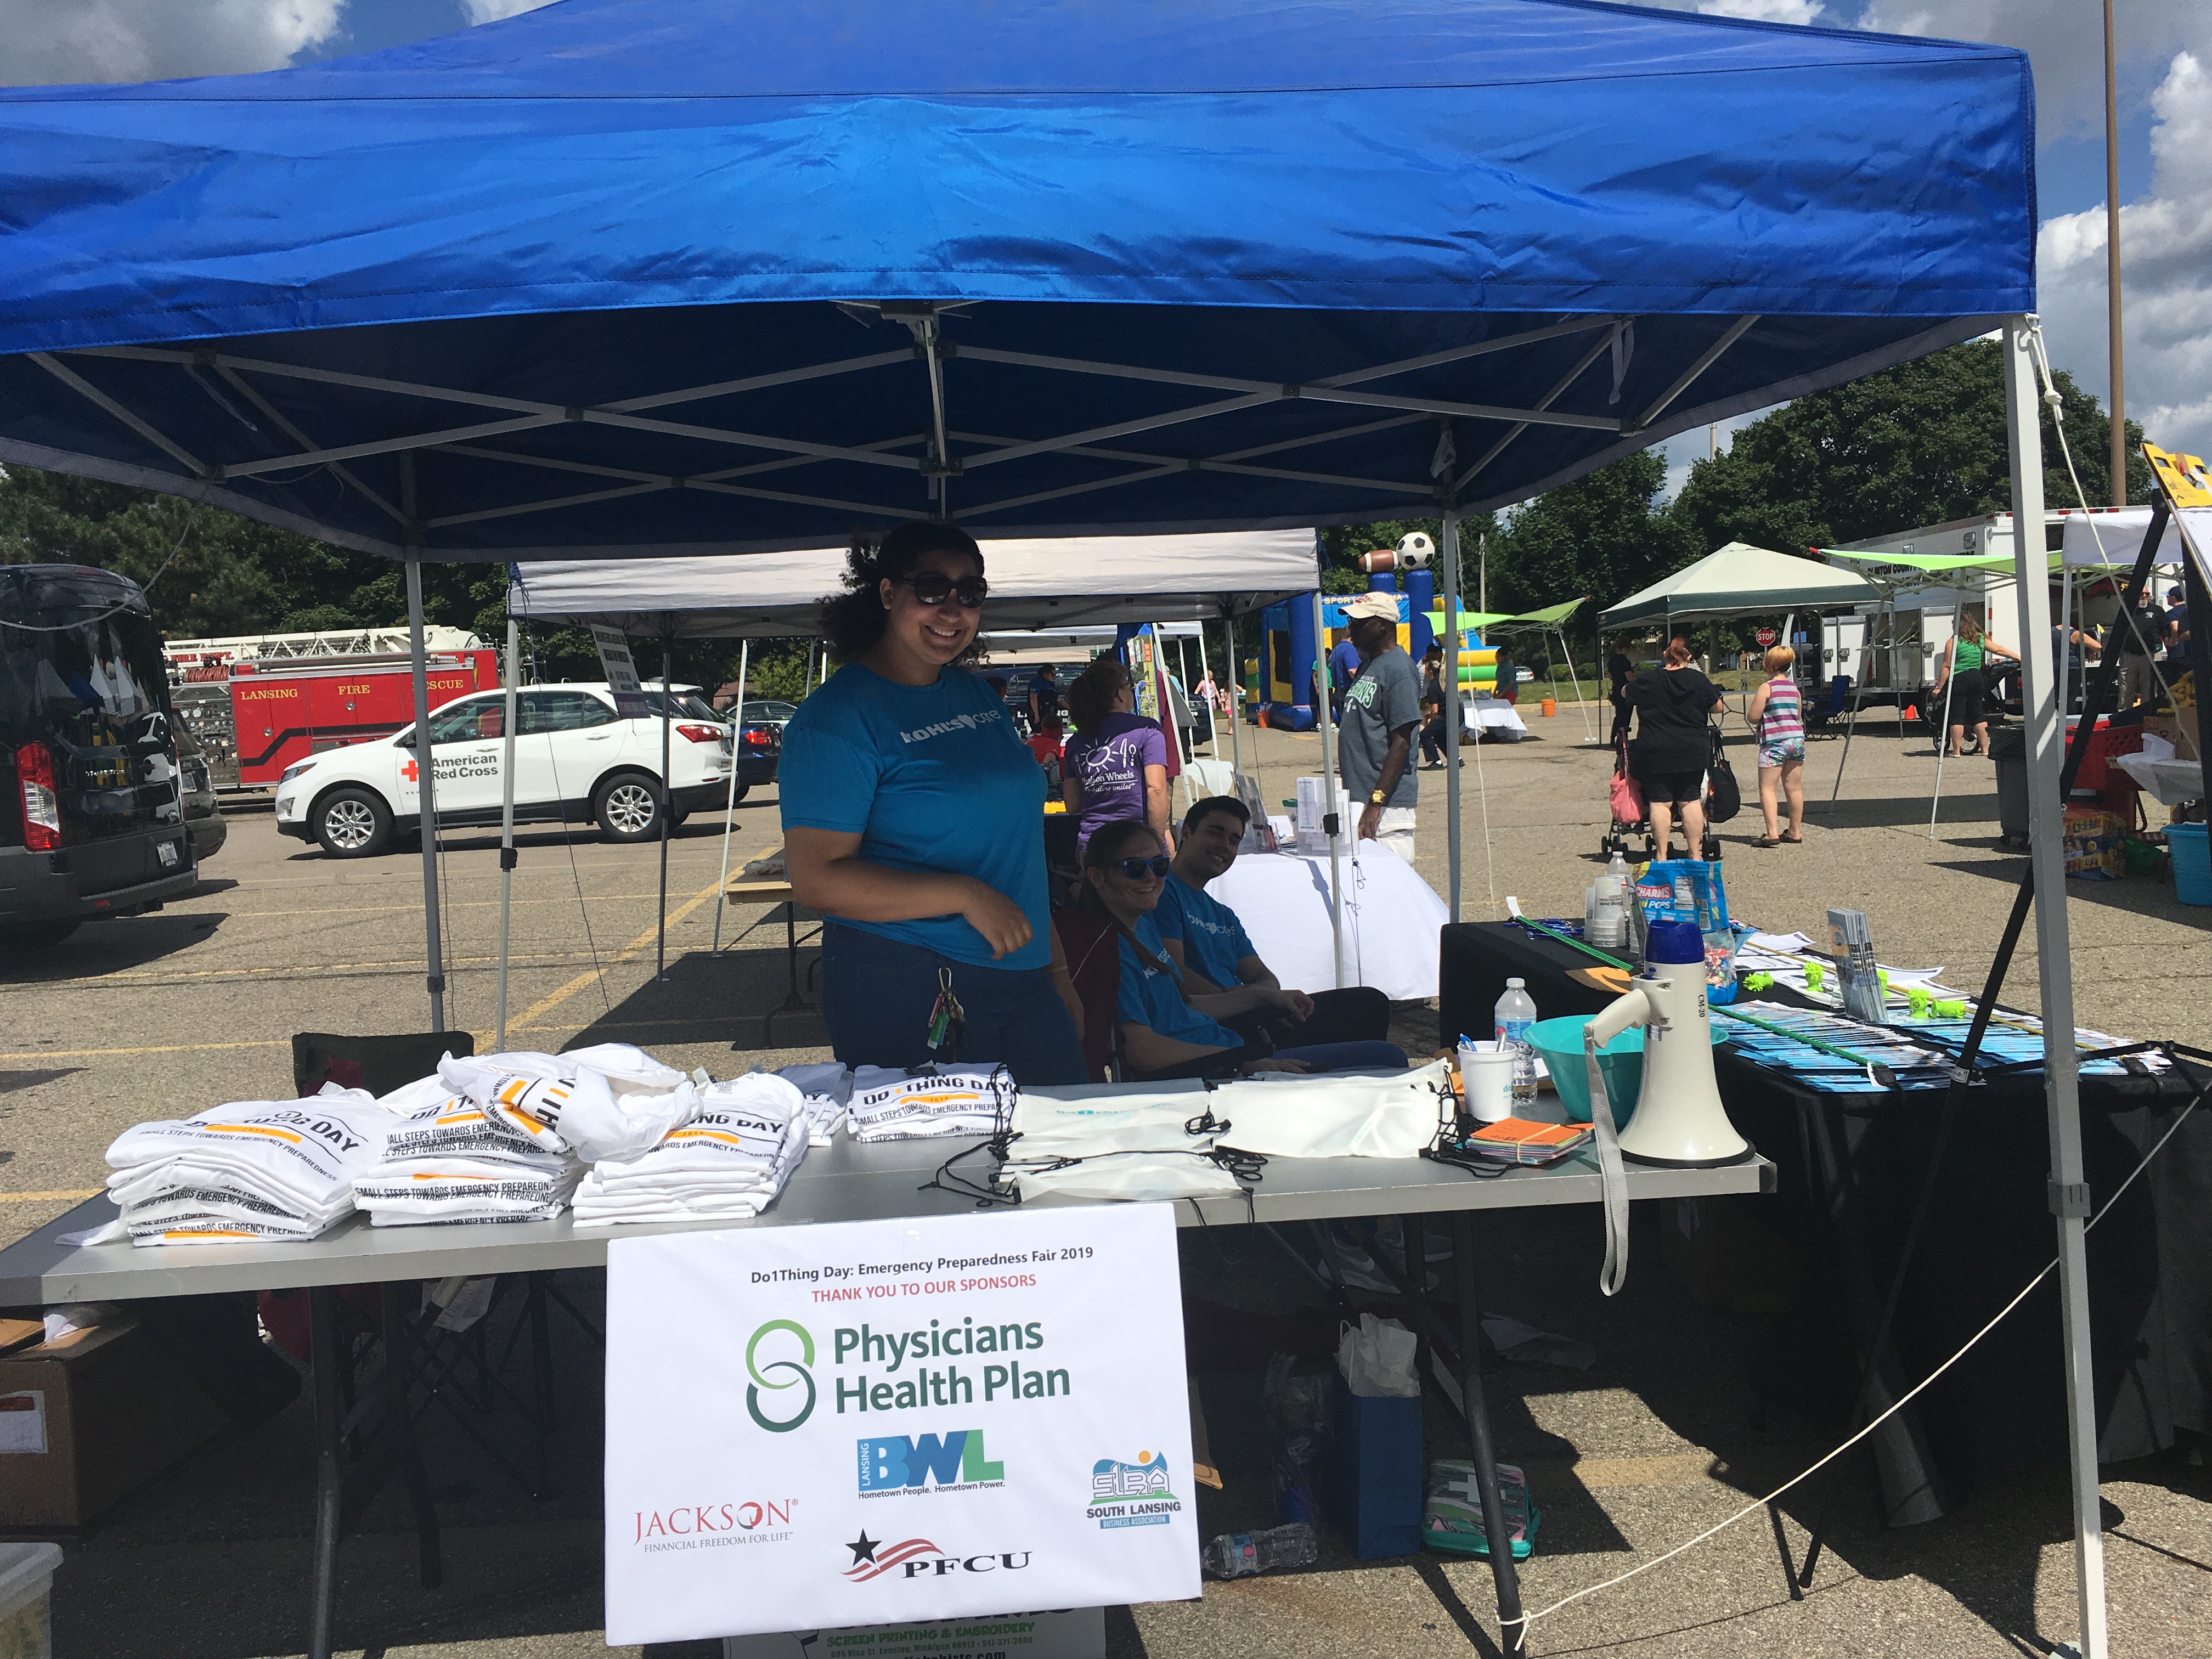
747, 1319, 816, 1432
630, 1498, 797, 1551
842, 1531, 1032, 1583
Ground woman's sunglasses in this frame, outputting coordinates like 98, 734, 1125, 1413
896, 573, 990, 608
1113, 856, 1172, 879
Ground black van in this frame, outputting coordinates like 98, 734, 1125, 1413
1, 563, 200, 947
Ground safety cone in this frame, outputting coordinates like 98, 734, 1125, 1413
1903, 704, 1919, 722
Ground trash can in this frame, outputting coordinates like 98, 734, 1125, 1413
1990, 725, 2029, 848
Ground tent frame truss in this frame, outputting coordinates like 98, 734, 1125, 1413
38, 307, 1763, 546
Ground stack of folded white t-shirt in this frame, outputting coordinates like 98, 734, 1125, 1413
352, 1051, 701, 1227
104, 1086, 392, 1246
846, 1066, 1015, 1142
572, 1073, 806, 1226
775, 1062, 853, 1145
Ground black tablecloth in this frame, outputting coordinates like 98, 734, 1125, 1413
1441, 922, 2211, 1479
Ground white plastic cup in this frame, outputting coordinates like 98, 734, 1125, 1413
1459, 1040, 1517, 1124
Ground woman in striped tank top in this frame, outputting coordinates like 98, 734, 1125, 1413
1745, 645, 1804, 846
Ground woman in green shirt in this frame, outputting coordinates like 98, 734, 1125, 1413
1931, 613, 2018, 758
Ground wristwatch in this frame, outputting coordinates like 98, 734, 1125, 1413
1369, 789, 1387, 805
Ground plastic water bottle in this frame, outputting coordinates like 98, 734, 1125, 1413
1589, 850, 1632, 950
1202, 1523, 1318, 1579
1494, 978, 1539, 1107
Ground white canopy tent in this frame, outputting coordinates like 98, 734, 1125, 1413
506, 531, 1319, 636
1599, 541, 1880, 630
500, 530, 1329, 1025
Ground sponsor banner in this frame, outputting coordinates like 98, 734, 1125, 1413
721, 1606, 1106, 1659
604, 1205, 1198, 1645
590, 624, 653, 720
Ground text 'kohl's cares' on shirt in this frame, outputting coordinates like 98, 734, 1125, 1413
1154, 872, 1255, 990
777, 662, 1049, 972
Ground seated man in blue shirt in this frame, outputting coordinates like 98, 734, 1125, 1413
1154, 795, 1393, 1049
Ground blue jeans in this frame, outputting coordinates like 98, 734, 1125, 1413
819, 923, 1087, 1087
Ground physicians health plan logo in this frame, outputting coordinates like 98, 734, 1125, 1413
857, 1430, 1006, 1497
747, 1319, 816, 1432
1087, 1451, 1182, 1529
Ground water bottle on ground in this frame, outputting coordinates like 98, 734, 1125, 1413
1202, 1522, 1318, 1579
1494, 978, 1539, 1108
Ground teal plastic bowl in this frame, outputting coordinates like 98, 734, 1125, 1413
1526, 1014, 1726, 1128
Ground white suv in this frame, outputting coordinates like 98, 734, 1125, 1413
274, 683, 739, 859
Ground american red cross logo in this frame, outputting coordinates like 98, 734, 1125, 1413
401, 759, 419, 782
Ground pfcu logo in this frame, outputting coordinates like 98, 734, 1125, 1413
1088, 1451, 1182, 1530
843, 1531, 1032, 1583
748, 1319, 816, 1433
857, 1430, 1005, 1496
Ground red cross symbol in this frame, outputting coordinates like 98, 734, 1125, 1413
401, 759, 419, 782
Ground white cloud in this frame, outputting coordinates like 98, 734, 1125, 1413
1854, 0, 2199, 138
2038, 52, 2212, 462
0, 0, 345, 86
1698, 0, 1828, 25
460, 0, 559, 21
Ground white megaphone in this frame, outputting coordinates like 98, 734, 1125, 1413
1586, 918, 1751, 1168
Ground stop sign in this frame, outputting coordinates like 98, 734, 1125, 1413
1755, 627, 1778, 647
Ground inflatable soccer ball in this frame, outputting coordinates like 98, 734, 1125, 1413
1396, 532, 1436, 568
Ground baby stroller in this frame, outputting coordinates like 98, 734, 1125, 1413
1601, 727, 1724, 861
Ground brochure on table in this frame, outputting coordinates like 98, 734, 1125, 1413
603, 1205, 1200, 1645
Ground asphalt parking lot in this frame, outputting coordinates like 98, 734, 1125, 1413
2, 703, 2207, 1658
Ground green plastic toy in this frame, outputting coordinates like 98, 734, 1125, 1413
1803, 961, 1826, 994
1906, 987, 1932, 1019
1744, 971, 1774, 992
1934, 998, 1967, 1019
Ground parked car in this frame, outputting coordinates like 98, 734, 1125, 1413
273, 682, 769, 858
2, 563, 200, 946
174, 723, 228, 864
726, 696, 798, 731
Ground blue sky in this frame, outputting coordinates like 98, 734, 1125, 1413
2, 0, 2204, 493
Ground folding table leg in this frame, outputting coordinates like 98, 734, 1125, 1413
381, 1290, 444, 1590
1451, 1212, 1527, 1658
307, 1285, 345, 1659
529, 1272, 557, 1492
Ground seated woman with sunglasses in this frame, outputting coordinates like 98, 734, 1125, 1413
1080, 820, 1407, 1081
781, 525, 1087, 1085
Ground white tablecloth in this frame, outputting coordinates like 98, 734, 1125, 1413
1462, 698, 1528, 738
1204, 844, 1448, 1001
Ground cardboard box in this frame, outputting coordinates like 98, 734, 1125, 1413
2142, 710, 2202, 762
0, 1314, 232, 1532
1661, 1196, 1803, 1315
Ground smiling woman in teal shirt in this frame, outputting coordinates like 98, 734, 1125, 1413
781, 524, 1086, 1084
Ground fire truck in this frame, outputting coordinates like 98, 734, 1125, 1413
162, 629, 498, 788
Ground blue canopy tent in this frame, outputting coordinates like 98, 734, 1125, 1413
0, 2, 2105, 1655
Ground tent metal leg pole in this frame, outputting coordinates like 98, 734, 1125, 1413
2005, 314, 2106, 1659
1558, 624, 1594, 743
1827, 690, 1860, 807
1453, 1211, 1526, 1658
404, 557, 446, 1034
495, 617, 520, 1051
1928, 602, 1961, 840
1442, 516, 1463, 923
1311, 589, 1345, 988
657, 639, 673, 984
711, 639, 750, 955
1223, 618, 1244, 776
1195, 626, 1220, 759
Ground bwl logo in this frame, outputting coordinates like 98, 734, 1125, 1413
857, 1430, 1005, 1494
843, 1532, 1032, 1583
747, 1319, 816, 1433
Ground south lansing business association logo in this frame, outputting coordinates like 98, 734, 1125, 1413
748, 1319, 816, 1432
843, 1531, 1032, 1583
1088, 1450, 1181, 1529
857, 1430, 1006, 1497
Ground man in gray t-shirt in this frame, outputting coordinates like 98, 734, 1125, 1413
1336, 590, 1422, 862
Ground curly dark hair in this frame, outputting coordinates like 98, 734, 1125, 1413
819, 522, 988, 666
